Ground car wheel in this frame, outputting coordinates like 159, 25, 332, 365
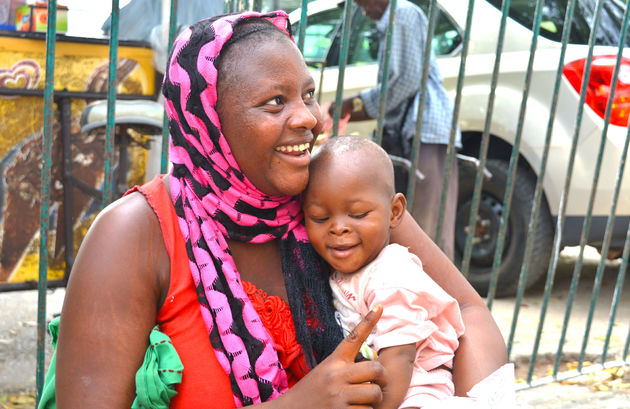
455, 158, 554, 297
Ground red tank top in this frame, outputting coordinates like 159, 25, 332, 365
133, 175, 308, 408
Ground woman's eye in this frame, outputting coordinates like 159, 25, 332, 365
266, 96, 283, 106
303, 89, 315, 102
350, 212, 369, 219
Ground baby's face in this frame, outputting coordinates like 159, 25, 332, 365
303, 161, 393, 274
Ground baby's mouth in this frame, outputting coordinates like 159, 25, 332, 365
330, 244, 356, 251
328, 243, 359, 258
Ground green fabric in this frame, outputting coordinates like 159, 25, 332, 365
37, 317, 59, 409
132, 326, 184, 409
37, 319, 183, 409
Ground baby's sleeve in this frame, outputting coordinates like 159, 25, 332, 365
363, 248, 464, 361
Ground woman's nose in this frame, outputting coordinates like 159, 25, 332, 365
289, 100, 318, 130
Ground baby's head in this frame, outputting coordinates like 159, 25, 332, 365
303, 135, 406, 274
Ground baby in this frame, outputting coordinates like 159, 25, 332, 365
303, 135, 466, 409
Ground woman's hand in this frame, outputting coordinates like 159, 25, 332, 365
273, 305, 386, 409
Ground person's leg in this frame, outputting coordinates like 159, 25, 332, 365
407, 144, 457, 260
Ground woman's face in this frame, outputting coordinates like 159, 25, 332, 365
216, 37, 323, 197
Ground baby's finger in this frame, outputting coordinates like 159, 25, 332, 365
333, 305, 383, 362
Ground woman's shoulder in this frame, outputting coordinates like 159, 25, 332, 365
91, 191, 163, 248
94, 174, 171, 247
76, 190, 171, 299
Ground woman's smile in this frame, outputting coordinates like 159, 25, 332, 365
274, 142, 312, 154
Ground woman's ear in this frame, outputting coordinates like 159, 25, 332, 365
389, 193, 406, 229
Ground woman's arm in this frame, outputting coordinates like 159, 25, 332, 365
375, 344, 416, 409
391, 211, 507, 396
56, 192, 170, 408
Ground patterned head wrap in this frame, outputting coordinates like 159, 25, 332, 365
161, 11, 343, 407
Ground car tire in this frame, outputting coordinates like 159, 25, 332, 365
455, 158, 554, 297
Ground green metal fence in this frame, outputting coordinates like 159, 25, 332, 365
317, 0, 630, 389
14, 0, 630, 403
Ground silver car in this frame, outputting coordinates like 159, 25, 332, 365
290, 0, 630, 296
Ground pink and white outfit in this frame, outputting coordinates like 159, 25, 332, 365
330, 243, 465, 408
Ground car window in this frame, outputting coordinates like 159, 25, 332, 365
296, 1, 462, 68
485, 0, 630, 46
297, 7, 343, 62
345, 2, 463, 65
413, 0, 462, 56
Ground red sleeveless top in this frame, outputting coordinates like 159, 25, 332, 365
133, 175, 308, 408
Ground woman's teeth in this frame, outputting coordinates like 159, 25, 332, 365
275, 143, 310, 153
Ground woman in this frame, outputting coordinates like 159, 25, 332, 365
55, 11, 506, 408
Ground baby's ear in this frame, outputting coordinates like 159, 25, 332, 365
389, 193, 406, 229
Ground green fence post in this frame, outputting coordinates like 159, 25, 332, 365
161, 0, 179, 173
548, 0, 606, 375
331, 0, 354, 137
103, 0, 120, 206
602, 163, 630, 363
577, 3, 630, 367
461, 0, 511, 294
36, 1, 58, 404
624, 315, 630, 362
405, 0, 437, 210
373, 0, 397, 145
435, 0, 474, 247
296, 0, 309, 53
500, 0, 546, 360
501, 0, 576, 380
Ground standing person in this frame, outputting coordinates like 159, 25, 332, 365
101, 0, 226, 41
329, 0, 460, 259
54, 11, 506, 409
303, 136, 513, 409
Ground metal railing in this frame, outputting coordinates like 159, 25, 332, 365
8, 0, 629, 404
321, 0, 629, 389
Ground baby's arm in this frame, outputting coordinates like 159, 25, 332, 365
362, 245, 464, 408
377, 343, 417, 409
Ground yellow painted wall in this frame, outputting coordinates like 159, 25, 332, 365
0, 34, 156, 285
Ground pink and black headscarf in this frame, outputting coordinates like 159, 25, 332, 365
162, 11, 342, 407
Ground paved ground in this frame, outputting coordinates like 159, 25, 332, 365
1, 246, 629, 408
493, 246, 629, 364
517, 383, 630, 409
0, 288, 61, 395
